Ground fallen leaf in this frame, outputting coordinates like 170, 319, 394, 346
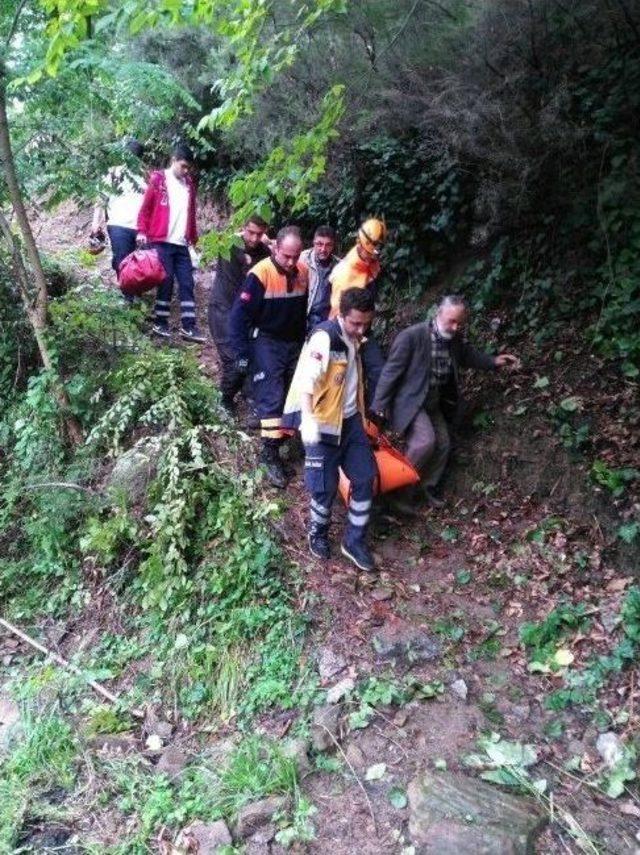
365, 762, 387, 781
619, 801, 640, 819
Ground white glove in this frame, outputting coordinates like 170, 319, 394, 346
300, 413, 321, 446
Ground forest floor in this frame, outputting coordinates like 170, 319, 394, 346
1, 204, 639, 854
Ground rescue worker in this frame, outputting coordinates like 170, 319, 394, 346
283, 287, 377, 573
208, 215, 270, 413
328, 218, 387, 402
301, 225, 340, 332
137, 143, 205, 342
230, 225, 308, 488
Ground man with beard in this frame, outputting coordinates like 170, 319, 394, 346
372, 295, 519, 509
301, 225, 340, 332
208, 215, 270, 413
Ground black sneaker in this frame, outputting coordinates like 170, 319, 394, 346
264, 461, 287, 489
152, 323, 171, 339
243, 410, 261, 431
308, 527, 330, 560
180, 326, 206, 343
341, 539, 375, 573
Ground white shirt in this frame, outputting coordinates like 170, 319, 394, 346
164, 168, 189, 245
104, 165, 144, 229
300, 319, 359, 418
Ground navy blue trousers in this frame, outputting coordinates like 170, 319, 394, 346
251, 334, 302, 439
304, 414, 376, 545
107, 225, 137, 274
151, 242, 197, 330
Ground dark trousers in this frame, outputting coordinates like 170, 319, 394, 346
151, 242, 197, 330
251, 335, 301, 440
304, 414, 376, 545
208, 299, 246, 404
107, 225, 137, 274
107, 225, 137, 303
361, 337, 385, 407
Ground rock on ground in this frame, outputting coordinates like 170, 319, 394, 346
234, 795, 289, 840
281, 737, 311, 776
318, 647, 347, 681
107, 436, 163, 502
372, 618, 441, 665
310, 704, 341, 752
0, 696, 20, 748
408, 771, 546, 854
179, 819, 232, 853
155, 746, 189, 779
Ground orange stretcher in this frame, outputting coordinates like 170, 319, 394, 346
338, 420, 420, 504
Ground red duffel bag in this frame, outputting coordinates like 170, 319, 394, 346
118, 249, 166, 297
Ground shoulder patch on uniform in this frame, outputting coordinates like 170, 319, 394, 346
240, 291, 251, 302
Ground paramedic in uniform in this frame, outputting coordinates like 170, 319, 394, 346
328, 218, 387, 403
230, 225, 308, 488
283, 287, 377, 573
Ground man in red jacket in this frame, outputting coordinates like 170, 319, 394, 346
137, 144, 205, 343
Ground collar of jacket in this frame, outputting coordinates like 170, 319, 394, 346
336, 316, 367, 349
270, 255, 300, 281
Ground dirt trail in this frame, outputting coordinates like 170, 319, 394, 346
9, 205, 638, 853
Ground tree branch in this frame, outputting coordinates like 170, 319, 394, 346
5, 0, 29, 48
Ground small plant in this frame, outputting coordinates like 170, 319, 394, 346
546, 587, 640, 710
519, 602, 589, 670
590, 460, 639, 497
434, 615, 465, 642
463, 732, 541, 790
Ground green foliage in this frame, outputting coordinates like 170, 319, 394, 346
548, 397, 590, 453
519, 603, 590, 668
80, 504, 138, 568
106, 735, 301, 852
300, 134, 468, 304
346, 675, 444, 731
200, 84, 345, 261
463, 732, 540, 791
546, 587, 640, 711
0, 703, 77, 850
0, 251, 37, 403
590, 460, 639, 498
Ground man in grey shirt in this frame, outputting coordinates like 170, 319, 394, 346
372, 295, 519, 510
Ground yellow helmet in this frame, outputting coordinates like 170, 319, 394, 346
358, 218, 387, 257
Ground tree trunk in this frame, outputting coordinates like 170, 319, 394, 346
0, 67, 83, 446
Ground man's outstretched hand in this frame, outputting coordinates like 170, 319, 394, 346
494, 353, 520, 370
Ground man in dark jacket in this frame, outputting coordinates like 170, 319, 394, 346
372, 295, 519, 509
230, 226, 308, 488
208, 215, 270, 412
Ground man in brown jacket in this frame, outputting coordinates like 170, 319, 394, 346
372, 295, 519, 509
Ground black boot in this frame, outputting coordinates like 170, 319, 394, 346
260, 439, 287, 489
341, 528, 375, 572
308, 522, 331, 560
221, 395, 236, 416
